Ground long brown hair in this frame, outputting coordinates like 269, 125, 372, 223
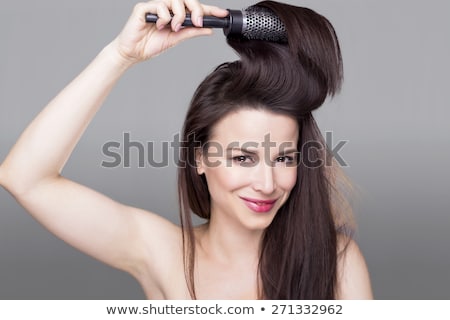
178, 1, 353, 299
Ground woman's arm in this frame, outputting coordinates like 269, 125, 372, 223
0, 0, 228, 278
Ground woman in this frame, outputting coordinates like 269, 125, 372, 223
0, 0, 372, 299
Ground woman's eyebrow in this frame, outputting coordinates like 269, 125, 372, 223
226, 146, 298, 156
278, 148, 298, 155
226, 146, 258, 155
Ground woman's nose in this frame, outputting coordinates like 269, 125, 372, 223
252, 161, 276, 194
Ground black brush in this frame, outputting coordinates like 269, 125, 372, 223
145, 6, 287, 43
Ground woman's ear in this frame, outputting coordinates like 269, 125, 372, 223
195, 149, 205, 175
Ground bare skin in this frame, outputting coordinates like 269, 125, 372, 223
0, 0, 373, 299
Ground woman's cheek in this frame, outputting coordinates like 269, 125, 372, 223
277, 167, 298, 190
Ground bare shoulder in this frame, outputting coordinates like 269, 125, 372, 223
130, 206, 183, 271
129, 207, 188, 298
335, 235, 373, 299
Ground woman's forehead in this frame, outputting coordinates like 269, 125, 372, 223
209, 109, 299, 145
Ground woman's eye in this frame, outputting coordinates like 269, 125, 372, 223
275, 156, 295, 164
232, 155, 253, 163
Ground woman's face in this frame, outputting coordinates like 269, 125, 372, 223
197, 108, 299, 232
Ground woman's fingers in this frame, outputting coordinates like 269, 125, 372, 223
200, 4, 229, 18
170, 0, 229, 29
185, 1, 230, 27
147, 0, 229, 31
168, 24, 213, 44
115, 0, 227, 63
184, 0, 205, 27
130, 1, 169, 28
153, 2, 173, 30
169, 0, 186, 31
144, 1, 173, 30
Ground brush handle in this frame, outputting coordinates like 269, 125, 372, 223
145, 13, 230, 28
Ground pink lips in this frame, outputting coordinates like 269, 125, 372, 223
240, 197, 277, 213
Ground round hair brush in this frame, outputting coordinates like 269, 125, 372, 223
145, 6, 287, 43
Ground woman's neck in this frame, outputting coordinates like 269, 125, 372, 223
196, 215, 263, 266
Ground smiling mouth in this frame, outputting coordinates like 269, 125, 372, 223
239, 197, 278, 213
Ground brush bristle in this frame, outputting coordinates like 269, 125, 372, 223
242, 6, 287, 42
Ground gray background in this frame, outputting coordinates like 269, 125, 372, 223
0, 0, 449, 299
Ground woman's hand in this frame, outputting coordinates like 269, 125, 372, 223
111, 0, 228, 66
